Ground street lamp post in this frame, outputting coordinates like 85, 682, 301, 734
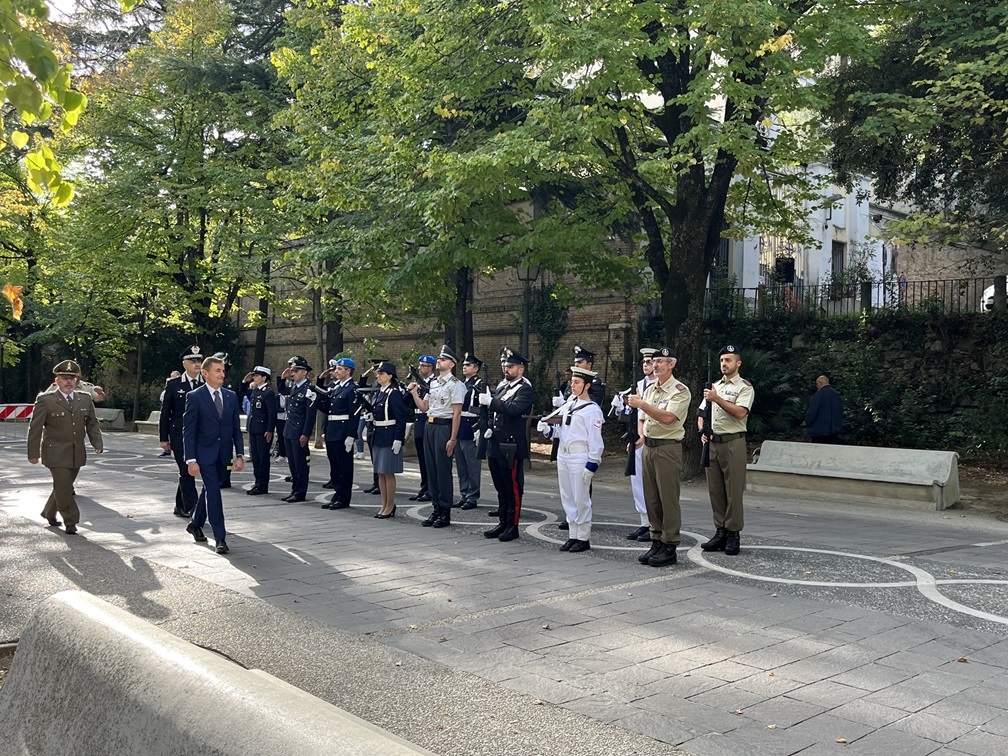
517, 261, 540, 358
0, 334, 7, 404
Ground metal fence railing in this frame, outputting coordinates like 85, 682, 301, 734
705, 277, 1005, 319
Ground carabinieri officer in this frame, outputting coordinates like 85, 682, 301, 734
317, 356, 358, 511
278, 355, 318, 503
242, 365, 278, 496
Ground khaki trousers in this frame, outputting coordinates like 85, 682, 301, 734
706, 436, 746, 531
41, 466, 81, 527
641, 441, 682, 545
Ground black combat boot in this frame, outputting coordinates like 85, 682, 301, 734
724, 531, 741, 556
421, 508, 438, 527
484, 522, 507, 539
637, 541, 662, 564
648, 542, 678, 567
701, 527, 728, 552
432, 507, 451, 528
497, 524, 520, 542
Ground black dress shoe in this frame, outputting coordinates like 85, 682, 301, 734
497, 525, 520, 542
322, 481, 334, 489
186, 522, 207, 542
638, 541, 662, 564
725, 531, 741, 556
626, 525, 649, 541
368, 487, 381, 495
46, 517, 60, 527
329, 500, 350, 510
484, 523, 506, 539
286, 496, 306, 503
408, 492, 421, 501
215, 541, 229, 554
280, 494, 294, 502
64, 524, 78, 535
569, 540, 591, 553
701, 527, 728, 552
558, 521, 569, 531
284, 475, 293, 482
637, 530, 653, 542
320, 502, 332, 509
363, 485, 379, 494
172, 506, 189, 518
416, 492, 431, 502
648, 543, 678, 567
247, 488, 267, 496
487, 509, 499, 517
560, 538, 575, 551
460, 501, 477, 510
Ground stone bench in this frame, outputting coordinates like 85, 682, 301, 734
134, 410, 160, 434
746, 440, 960, 511
0, 591, 434, 756
94, 407, 126, 431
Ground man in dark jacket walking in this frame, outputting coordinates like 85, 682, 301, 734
804, 375, 843, 444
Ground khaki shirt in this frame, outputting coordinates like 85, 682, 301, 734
426, 373, 466, 419
701, 374, 754, 434
641, 374, 691, 441
27, 391, 103, 468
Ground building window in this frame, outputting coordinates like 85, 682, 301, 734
831, 240, 846, 277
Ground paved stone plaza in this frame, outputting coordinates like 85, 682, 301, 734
2, 432, 1007, 755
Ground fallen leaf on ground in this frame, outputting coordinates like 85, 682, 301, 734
836, 738, 847, 744
768, 723, 777, 730
542, 624, 551, 630
957, 657, 969, 663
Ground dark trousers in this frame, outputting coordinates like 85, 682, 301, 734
192, 456, 227, 543
414, 428, 429, 493
423, 422, 454, 511
284, 436, 310, 497
326, 437, 354, 504
454, 438, 481, 504
171, 438, 198, 514
488, 455, 524, 525
249, 433, 271, 492
274, 419, 287, 456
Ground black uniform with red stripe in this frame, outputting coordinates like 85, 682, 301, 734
486, 376, 535, 528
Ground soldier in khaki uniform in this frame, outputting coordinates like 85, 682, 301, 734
27, 360, 104, 534
626, 346, 691, 567
698, 344, 755, 556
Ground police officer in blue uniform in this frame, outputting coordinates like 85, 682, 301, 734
242, 365, 278, 495
160, 345, 205, 517
317, 356, 359, 510
278, 355, 318, 502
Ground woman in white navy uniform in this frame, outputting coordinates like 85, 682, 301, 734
538, 366, 605, 552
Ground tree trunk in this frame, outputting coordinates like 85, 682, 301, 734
444, 267, 472, 352
132, 335, 144, 426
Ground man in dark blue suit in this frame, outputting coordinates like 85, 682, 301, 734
183, 355, 245, 554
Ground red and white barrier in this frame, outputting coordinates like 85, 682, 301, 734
0, 404, 33, 420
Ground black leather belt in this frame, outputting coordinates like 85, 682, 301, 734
643, 437, 679, 447
712, 432, 746, 443
428, 417, 452, 425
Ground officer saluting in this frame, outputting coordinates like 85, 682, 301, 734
278, 355, 318, 503
160, 345, 205, 517
242, 365, 278, 496
317, 356, 358, 511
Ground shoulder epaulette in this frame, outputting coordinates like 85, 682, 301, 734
742, 379, 752, 386
675, 383, 686, 391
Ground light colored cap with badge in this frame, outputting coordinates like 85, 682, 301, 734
251, 365, 272, 378
570, 365, 597, 380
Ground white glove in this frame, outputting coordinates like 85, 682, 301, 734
478, 389, 492, 406
551, 395, 565, 408
536, 419, 549, 434
582, 467, 595, 485
344, 437, 354, 453
483, 428, 493, 439
392, 440, 402, 455
610, 394, 625, 413
363, 412, 374, 423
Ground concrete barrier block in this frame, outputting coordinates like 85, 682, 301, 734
0, 591, 434, 756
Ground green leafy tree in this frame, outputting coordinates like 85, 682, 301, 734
826, 0, 1008, 252
275, 0, 871, 473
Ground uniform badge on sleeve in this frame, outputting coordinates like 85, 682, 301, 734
305, 388, 317, 401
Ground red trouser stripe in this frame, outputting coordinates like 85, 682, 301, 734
510, 459, 521, 525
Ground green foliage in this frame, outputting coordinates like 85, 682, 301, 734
826, 0, 1008, 250
707, 309, 1008, 459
